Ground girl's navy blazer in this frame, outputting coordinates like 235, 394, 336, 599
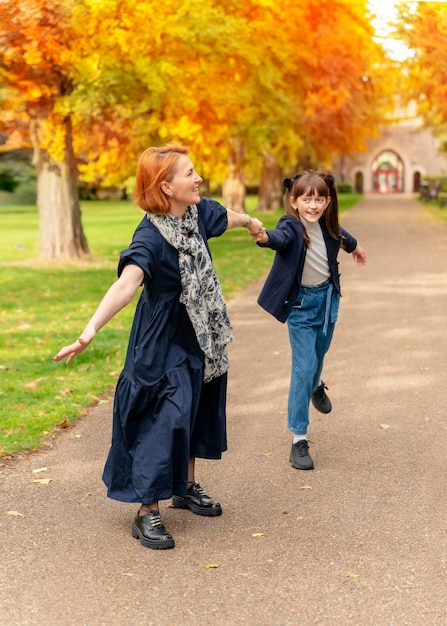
257, 215, 357, 323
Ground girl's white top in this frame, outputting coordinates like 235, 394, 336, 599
301, 218, 330, 286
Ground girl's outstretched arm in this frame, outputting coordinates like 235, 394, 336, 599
52, 263, 144, 365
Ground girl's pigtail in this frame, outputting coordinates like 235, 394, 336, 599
322, 173, 335, 189
320, 172, 340, 239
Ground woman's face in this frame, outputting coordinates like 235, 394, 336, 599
290, 192, 330, 223
165, 155, 203, 210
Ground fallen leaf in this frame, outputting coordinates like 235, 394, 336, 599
346, 572, 360, 578
252, 533, 266, 537
380, 424, 390, 429
299, 485, 312, 490
58, 388, 74, 397
203, 563, 220, 569
7, 511, 24, 516
262, 451, 272, 456
33, 478, 52, 485
121, 572, 134, 577
32, 467, 48, 474
25, 377, 46, 389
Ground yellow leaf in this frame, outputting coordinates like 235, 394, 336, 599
346, 572, 360, 578
32, 467, 48, 474
203, 563, 220, 569
380, 424, 390, 429
25, 377, 46, 389
262, 451, 272, 456
7, 511, 24, 516
252, 533, 266, 537
33, 478, 52, 485
58, 388, 73, 397
299, 485, 312, 490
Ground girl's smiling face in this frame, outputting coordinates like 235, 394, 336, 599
290, 191, 330, 223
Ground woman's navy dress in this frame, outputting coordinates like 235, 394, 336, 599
102, 198, 228, 504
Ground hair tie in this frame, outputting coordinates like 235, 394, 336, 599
322, 173, 335, 189
282, 173, 302, 190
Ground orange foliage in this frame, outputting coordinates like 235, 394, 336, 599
396, 2, 447, 127
1, 0, 395, 187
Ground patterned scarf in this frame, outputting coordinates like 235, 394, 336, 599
147, 205, 233, 383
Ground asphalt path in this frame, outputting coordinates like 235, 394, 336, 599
1, 193, 446, 625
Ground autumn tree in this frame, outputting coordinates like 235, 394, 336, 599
0, 0, 90, 259
198, 0, 395, 211
72, 0, 293, 213
252, 0, 395, 209
395, 1, 447, 140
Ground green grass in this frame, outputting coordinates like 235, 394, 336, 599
0, 194, 360, 457
416, 195, 447, 223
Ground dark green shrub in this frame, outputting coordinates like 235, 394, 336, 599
337, 182, 353, 193
0, 169, 20, 192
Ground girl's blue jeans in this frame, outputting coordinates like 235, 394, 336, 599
286, 280, 340, 435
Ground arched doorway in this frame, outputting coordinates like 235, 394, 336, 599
355, 171, 363, 193
372, 150, 404, 193
413, 171, 421, 192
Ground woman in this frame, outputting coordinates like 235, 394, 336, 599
53, 143, 263, 549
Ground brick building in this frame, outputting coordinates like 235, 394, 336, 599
333, 114, 447, 194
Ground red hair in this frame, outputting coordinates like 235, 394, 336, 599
134, 143, 189, 214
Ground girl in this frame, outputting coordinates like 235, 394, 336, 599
53, 144, 263, 549
252, 171, 366, 470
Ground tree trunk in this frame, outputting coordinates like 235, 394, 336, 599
258, 152, 282, 212
30, 115, 90, 260
222, 140, 245, 213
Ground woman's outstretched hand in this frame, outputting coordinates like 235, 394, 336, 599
52, 330, 96, 365
247, 217, 264, 236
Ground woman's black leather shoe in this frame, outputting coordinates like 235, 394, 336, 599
172, 482, 222, 516
131, 510, 175, 549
